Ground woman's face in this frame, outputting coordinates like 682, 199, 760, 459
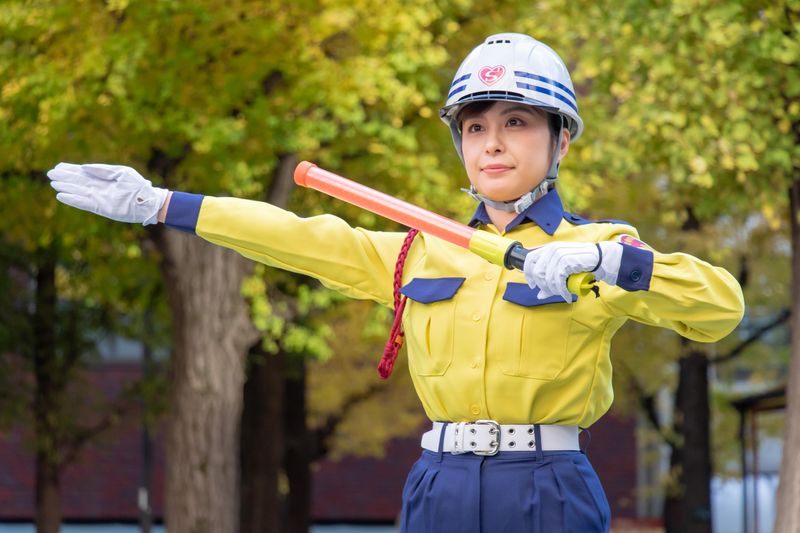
461, 101, 569, 203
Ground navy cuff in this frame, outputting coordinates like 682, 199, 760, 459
617, 245, 653, 291
165, 192, 204, 233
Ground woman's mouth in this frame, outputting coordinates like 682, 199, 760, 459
482, 165, 513, 175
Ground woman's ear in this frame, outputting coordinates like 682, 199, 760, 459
558, 128, 571, 163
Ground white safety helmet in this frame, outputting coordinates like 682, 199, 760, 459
440, 33, 583, 212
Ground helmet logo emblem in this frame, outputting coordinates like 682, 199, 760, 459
478, 65, 506, 85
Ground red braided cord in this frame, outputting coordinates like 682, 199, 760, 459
378, 228, 419, 379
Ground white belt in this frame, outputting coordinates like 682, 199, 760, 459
421, 420, 580, 455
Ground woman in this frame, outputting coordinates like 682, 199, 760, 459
47, 33, 744, 532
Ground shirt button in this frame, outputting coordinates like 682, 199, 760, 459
472, 313, 482, 322
630, 270, 642, 282
471, 360, 480, 369
470, 405, 481, 416
484, 271, 494, 281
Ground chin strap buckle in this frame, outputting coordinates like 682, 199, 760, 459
462, 178, 554, 215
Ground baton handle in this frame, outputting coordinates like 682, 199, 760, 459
505, 243, 596, 298
466, 230, 597, 297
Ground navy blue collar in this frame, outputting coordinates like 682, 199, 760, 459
468, 188, 564, 236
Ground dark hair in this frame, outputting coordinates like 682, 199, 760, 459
456, 100, 563, 149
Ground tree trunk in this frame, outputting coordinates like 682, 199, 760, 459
240, 347, 285, 533
663, 454, 684, 533
239, 153, 299, 533
284, 357, 312, 533
35, 455, 60, 533
140, 308, 156, 533
33, 248, 61, 533
157, 228, 259, 533
775, 178, 800, 533
664, 351, 712, 533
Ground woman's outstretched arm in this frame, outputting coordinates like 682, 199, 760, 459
48, 162, 418, 306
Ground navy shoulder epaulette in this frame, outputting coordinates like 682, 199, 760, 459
562, 212, 631, 226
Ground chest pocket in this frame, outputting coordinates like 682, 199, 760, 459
400, 277, 465, 376
501, 282, 575, 380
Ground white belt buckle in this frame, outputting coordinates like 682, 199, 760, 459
472, 419, 501, 456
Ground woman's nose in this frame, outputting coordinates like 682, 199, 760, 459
484, 129, 504, 153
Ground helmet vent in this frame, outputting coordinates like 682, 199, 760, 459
456, 90, 528, 104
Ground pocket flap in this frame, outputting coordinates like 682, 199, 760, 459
503, 282, 576, 306
400, 277, 465, 303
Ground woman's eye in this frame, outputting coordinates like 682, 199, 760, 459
466, 123, 483, 133
507, 117, 525, 127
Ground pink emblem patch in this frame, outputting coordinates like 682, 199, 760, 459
478, 65, 506, 86
619, 234, 650, 249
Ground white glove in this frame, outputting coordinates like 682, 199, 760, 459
523, 241, 623, 301
47, 162, 169, 225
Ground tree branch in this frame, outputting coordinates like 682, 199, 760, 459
310, 380, 386, 461
0, 170, 48, 185
60, 384, 141, 467
711, 308, 791, 364
145, 144, 192, 189
265, 153, 297, 208
617, 359, 668, 439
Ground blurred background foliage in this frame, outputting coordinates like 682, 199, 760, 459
0, 0, 797, 530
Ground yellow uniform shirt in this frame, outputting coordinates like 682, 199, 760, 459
165, 189, 744, 428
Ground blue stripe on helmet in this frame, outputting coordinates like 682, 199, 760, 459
450, 73, 471, 87
516, 82, 578, 112
448, 84, 468, 99
514, 71, 576, 100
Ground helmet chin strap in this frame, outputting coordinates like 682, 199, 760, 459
462, 117, 564, 214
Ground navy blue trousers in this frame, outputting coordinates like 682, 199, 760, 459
399, 444, 610, 532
